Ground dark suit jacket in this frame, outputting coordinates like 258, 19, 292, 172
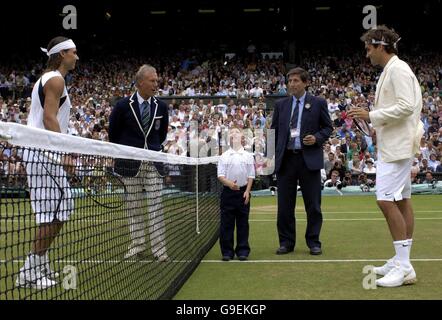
108, 92, 169, 177
271, 93, 333, 173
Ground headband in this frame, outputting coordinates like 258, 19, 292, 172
40, 39, 76, 57
369, 37, 401, 49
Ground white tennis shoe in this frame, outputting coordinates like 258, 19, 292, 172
373, 258, 396, 276
16, 266, 57, 289
376, 261, 417, 287
124, 243, 147, 259
154, 253, 170, 262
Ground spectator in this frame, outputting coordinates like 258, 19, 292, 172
346, 141, 360, 162
324, 169, 341, 187
330, 159, 346, 180
328, 95, 340, 120
323, 143, 332, 159
343, 170, 355, 186
420, 158, 433, 172
428, 120, 440, 136
423, 171, 436, 184
410, 166, 421, 184
350, 158, 362, 175
428, 153, 440, 171
324, 152, 335, 176
363, 159, 376, 174
337, 123, 355, 139
249, 82, 264, 98
333, 111, 345, 128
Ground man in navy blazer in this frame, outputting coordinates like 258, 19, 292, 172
109, 75, 168, 177
271, 67, 333, 255
109, 64, 169, 261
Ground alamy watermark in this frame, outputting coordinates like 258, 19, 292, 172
362, 5, 377, 30
62, 265, 78, 290
62, 5, 77, 30
165, 123, 276, 176
362, 265, 377, 289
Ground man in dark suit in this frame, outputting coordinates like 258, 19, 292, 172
109, 64, 169, 261
271, 67, 333, 255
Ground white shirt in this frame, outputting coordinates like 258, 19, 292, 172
328, 102, 339, 114
249, 87, 264, 97
28, 70, 71, 133
217, 147, 255, 188
363, 166, 377, 174
178, 111, 186, 122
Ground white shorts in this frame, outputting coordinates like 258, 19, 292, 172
24, 150, 74, 225
375, 154, 412, 202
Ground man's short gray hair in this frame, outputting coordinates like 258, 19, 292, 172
135, 64, 156, 85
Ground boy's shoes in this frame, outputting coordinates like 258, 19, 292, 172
238, 256, 248, 261
309, 247, 322, 255
222, 256, 233, 261
154, 253, 170, 262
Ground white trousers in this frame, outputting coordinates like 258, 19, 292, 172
122, 162, 167, 256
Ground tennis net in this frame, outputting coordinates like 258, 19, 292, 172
0, 122, 221, 300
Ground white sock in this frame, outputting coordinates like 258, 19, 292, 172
391, 239, 413, 261
393, 240, 411, 268
23, 253, 33, 271
25, 253, 45, 269
43, 252, 50, 267
407, 238, 413, 256
22, 253, 43, 281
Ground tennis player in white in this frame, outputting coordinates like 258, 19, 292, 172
16, 37, 79, 289
349, 26, 424, 287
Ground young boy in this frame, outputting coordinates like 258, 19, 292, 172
217, 127, 255, 261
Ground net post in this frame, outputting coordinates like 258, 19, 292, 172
195, 158, 200, 234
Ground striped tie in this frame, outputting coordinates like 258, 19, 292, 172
141, 100, 151, 133
287, 99, 300, 150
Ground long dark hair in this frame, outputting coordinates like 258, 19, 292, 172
45, 36, 69, 71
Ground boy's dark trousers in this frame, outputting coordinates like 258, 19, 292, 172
219, 185, 250, 258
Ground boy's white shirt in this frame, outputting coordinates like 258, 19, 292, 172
217, 147, 255, 187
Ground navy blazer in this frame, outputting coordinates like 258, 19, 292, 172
108, 92, 169, 177
271, 93, 333, 173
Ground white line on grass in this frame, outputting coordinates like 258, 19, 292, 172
3, 210, 442, 218
252, 210, 442, 214
2, 258, 442, 264
3, 217, 442, 224
200, 258, 442, 263
0, 259, 192, 264
249, 217, 442, 222
1, 218, 206, 224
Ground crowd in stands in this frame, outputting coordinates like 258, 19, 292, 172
1, 51, 442, 188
